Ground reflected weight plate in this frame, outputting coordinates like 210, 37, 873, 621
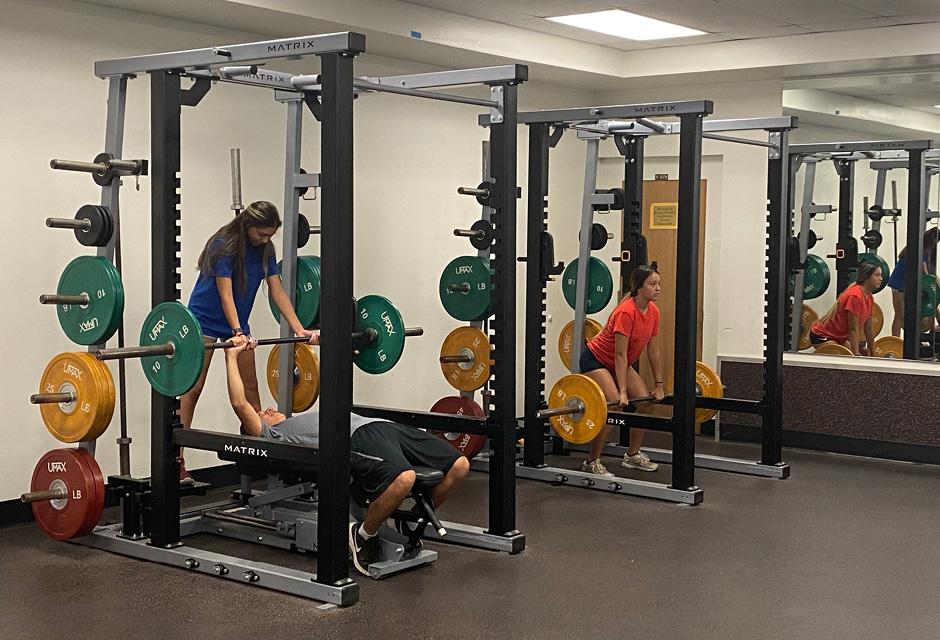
921, 273, 940, 317
269, 256, 320, 329
561, 257, 614, 314
814, 342, 853, 356
430, 396, 487, 459
439, 327, 491, 392
439, 256, 492, 322
546, 374, 607, 445
266, 344, 320, 412
856, 253, 890, 293
664, 361, 723, 425
558, 318, 603, 372
803, 254, 830, 300
799, 305, 818, 351
874, 335, 903, 358
853, 302, 884, 343
30, 448, 104, 541
354, 295, 406, 374
55, 256, 124, 346
37, 352, 115, 443
139, 302, 206, 397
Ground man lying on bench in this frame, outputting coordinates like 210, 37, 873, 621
223, 335, 470, 576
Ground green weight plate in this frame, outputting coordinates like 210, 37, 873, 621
354, 295, 405, 374
305, 256, 321, 326
55, 256, 124, 346
269, 256, 320, 329
921, 273, 940, 318
856, 253, 890, 294
802, 254, 830, 300
439, 256, 492, 322
139, 302, 205, 396
562, 257, 614, 314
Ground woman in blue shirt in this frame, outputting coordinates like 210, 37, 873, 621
888, 227, 939, 336
179, 201, 316, 483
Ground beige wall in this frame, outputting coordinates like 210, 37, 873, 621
0, 0, 593, 500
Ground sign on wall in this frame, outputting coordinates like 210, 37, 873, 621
650, 202, 678, 229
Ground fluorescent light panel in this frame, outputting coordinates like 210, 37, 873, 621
548, 9, 705, 41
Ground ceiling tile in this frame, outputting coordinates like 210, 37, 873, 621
838, 0, 940, 17
722, 25, 813, 38
715, 0, 878, 23
885, 12, 940, 23
801, 16, 904, 30
400, 0, 533, 23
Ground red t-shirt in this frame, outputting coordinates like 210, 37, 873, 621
587, 297, 659, 371
811, 283, 873, 342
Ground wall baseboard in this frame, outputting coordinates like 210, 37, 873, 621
1, 463, 240, 529
714, 422, 940, 466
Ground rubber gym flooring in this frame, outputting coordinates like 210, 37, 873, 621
3, 437, 939, 640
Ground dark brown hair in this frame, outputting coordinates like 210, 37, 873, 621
898, 226, 939, 261
628, 262, 659, 297
197, 201, 281, 293
855, 261, 879, 285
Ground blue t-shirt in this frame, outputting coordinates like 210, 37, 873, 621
188, 240, 277, 338
887, 257, 907, 291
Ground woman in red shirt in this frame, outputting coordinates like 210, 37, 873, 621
809, 262, 882, 355
578, 264, 665, 476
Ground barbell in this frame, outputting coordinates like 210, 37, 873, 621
540, 362, 724, 444
94, 296, 422, 396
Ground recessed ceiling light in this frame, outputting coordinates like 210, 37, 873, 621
933, 104, 940, 109
547, 9, 706, 41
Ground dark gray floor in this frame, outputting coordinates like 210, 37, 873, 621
4, 439, 940, 640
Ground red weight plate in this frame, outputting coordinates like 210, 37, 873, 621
430, 396, 487, 459
30, 448, 104, 541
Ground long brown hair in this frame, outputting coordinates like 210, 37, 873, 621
197, 201, 281, 293
855, 262, 879, 285
627, 262, 659, 297
898, 227, 939, 261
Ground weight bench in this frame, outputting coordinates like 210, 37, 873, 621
204, 453, 441, 579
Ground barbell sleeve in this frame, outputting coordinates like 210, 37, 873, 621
21, 488, 68, 504
50, 159, 106, 174
95, 343, 175, 360
30, 392, 76, 405
453, 228, 484, 239
39, 294, 90, 306
536, 399, 620, 420
46, 217, 92, 231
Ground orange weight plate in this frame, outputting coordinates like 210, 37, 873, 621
557, 318, 603, 372
37, 352, 115, 443
267, 344, 320, 412
546, 374, 607, 445
439, 327, 491, 392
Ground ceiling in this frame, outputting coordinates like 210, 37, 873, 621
402, 0, 940, 50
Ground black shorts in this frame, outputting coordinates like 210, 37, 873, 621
349, 422, 461, 503
808, 330, 828, 346
579, 346, 636, 375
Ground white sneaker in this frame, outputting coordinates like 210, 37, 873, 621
581, 459, 615, 478
622, 450, 659, 472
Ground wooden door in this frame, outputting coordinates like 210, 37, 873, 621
633, 178, 707, 392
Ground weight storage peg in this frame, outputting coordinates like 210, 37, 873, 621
50, 153, 148, 186
46, 204, 113, 247
42, 256, 125, 346
453, 220, 493, 250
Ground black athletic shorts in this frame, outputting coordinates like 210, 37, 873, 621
349, 422, 461, 503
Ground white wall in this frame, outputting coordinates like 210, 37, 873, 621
0, 0, 592, 500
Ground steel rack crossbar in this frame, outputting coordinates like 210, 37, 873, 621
95, 32, 366, 77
